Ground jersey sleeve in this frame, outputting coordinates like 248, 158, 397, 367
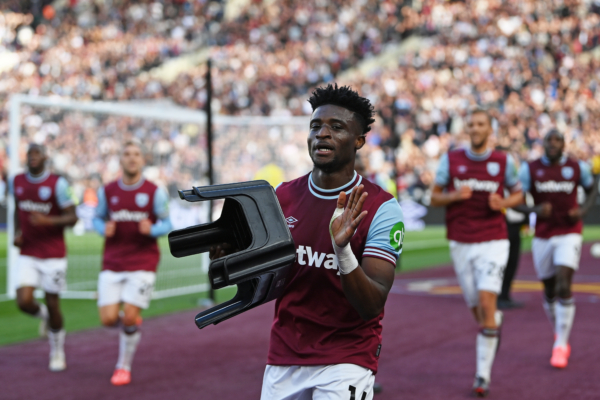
153, 187, 170, 219
95, 188, 108, 219
434, 153, 450, 187
55, 177, 75, 209
518, 162, 531, 193
505, 154, 522, 192
363, 198, 404, 267
578, 160, 594, 189
7, 177, 14, 196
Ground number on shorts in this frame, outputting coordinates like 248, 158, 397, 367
348, 385, 367, 400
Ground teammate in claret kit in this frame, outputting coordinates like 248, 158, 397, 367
10, 144, 78, 371
430, 109, 523, 397
93, 140, 172, 386
212, 84, 404, 400
515, 129, 597, 369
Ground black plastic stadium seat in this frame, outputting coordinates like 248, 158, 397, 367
168, 180, 296, 329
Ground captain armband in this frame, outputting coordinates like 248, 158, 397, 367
329, 205, 359, 275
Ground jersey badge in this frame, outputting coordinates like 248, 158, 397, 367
38, 186, 52, 201
389, 221, 405, 252
486, 162, 500, 177
458, 165, 467, 174
561, 166, 574, 180
285, 216, 298, 228
135, 193, 149, 208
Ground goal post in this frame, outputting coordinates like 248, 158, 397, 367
4, 94, 310, 301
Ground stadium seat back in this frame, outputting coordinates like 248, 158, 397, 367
168, 180, 296, 329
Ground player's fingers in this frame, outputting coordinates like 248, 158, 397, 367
352, 192, 368, 217
350, 210, 368, 229
336, 191, 346, 210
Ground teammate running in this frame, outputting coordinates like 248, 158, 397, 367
430, 109, 523, 397
515, 129, 597, 368
212, 84, 404, 399
93, 140, 172, 386
11, 143, 78, 371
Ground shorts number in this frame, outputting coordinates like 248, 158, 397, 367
348, 385, 367, 400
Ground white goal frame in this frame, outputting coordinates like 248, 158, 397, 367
5, 94, 309, 300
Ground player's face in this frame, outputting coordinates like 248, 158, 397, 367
121, 145, 144, 176
308, 105, 365, 173
466, 113, 491, 150
544, 133, 564, 161
26, 147, 46, 173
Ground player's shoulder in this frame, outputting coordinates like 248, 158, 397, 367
489, 149, 509, 162
362, 178, 395, 208
104, 180, 120, 191
447, 148, 467, 160
142, 179, 159, 191
274, 174, 309, 196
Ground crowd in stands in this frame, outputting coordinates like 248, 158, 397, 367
1, 0, 599, 206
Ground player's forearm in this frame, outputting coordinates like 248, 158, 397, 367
150, 218, 173, 237
93, 217, 106, 236
513, 204, 537, 215
340, 267, 389, 321
48, 212, 78, 227
579, 176, 599, 216
430, 191, 459, 207
500, 191, 523, 209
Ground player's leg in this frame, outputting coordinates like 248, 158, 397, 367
549, 234, 581, 368
98, 270, 124, 327
15, 255, 49, 335
449, 241, 479, 322
260, 365, 313, 400
40, 258, 68, 371
472, 240, 508, 398
532, 237, 556, 330
110, 271, 155, 385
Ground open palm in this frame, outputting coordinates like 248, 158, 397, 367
330, 184, 369, 248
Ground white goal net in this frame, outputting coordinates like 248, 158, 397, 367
3, 94, 310, 300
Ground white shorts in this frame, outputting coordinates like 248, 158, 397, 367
17, 255, 67, 294
532, 234, 582, 280
261, 364, 374, 400
449, 240, 509, 308
97, 270, 156, 309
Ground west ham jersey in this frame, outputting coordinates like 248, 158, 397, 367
267, 172, 404, 374
435, 148, 521, 243
11, 171, 74, 259
95, 178, 169, 272
520, 155, 594, 239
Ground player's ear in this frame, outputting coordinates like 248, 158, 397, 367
355, 134, 366, 151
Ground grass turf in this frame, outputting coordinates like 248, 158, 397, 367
1, 225, 600, 346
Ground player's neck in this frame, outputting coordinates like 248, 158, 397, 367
546, 154, 563, 165
122, 172, 143, 186
470, 144, 488, 155
28, 167, 46, 177
311, 166, 356, 190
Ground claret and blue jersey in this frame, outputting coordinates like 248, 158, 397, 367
268, 171, 404, 374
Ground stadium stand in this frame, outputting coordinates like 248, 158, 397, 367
1, 0, 600, 205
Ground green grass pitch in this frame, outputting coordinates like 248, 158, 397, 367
1, 225, 600, 346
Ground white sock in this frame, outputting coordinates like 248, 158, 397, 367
554, 298, 575, 348
116, 330, 141, 371
543, 297, 556, 331
494, 310, 503, 328
476, 329, 499, 382
48, 329, 65, 354
35, 303, 49, 321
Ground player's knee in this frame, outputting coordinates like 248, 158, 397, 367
121, 314, 138, 327
556, 282, 571, 299
16, 296, 35, 313
100, 314, 119, 327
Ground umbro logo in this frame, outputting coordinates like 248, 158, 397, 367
286, 216, 298, 228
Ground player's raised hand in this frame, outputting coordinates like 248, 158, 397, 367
13, 233, 23, 248
488, 193, 504, 211
330, 184, 368, 248
105, 221, 117, 237
29, 212, 52, 226
139, 219, 152, 236
537, 202, 552, 218
453, 186, 472, 202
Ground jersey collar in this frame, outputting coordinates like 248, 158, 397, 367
25, 169, 50, 184
118, 177, 145, 191
465, 147, 492, 161
541, 154, 567, 166
308, 171, 363, 200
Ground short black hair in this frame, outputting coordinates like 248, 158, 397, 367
545, 128, 564, 141
308, 84, 375, 134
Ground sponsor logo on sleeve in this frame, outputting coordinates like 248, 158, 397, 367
38, 186, 52, 201
389, 221, 405, 252
561, 166, 574, 180
135, 193, 149, 208
486, 162, 500, 176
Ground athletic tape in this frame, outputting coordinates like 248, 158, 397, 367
329, 205, 358, 275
